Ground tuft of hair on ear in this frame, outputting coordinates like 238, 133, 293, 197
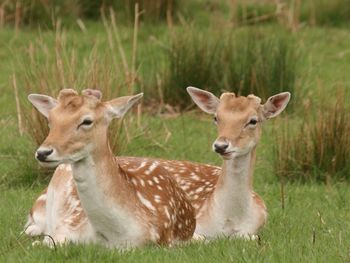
58, 89, 78, 101
82, 89, 102, 101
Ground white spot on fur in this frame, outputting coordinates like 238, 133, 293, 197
145, 162, 158, 175
139, 179, 145, 187
137, 192, 156, 211
154, 195, 161, 203
164, 206, 171, 220
153, 177, 160, 184
195, 186, 204, 193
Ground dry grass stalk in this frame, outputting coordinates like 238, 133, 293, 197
131, 3, 142, 128
166, 0, 173, 29
230, 0, 237, 25
131, 3, 140, 94
156, 73, 164, 111
108, 8, 129, 77
76, 18, 87, 33
12, 73, 24, 136
0, 5, 5, 28
15, 1, 20, 34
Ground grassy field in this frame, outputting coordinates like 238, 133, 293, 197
1, 1, 350, 262
1, 183, 350, 262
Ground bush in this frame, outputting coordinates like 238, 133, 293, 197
273, 89, 350, 183
162, 27, 298, 107
162, 28, 223, 107
300, 0, 350, 26
223, 30, 298, 101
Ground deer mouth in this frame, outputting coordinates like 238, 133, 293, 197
220, 151, 235, 159
38, 159, 60, 168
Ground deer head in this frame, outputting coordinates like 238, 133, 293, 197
187, 87, 290, 160
28, 89, 143, 167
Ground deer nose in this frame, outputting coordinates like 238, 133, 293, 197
36, 148, 54, 162
214, 142, 229, 154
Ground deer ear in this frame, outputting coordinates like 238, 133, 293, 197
28, 94, 58, 118
105, 93, 143, 120
187, 86, 219, 114
262, 92, 291, 119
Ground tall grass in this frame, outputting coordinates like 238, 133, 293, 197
273, 88, 350, 183
301, 0, 350, 26
233, 0, 277, 26
0, 0, 179, 27
232, 0, 350, 28
114, 0, 178, 23
162, 27, 298, 107
223, 30, 297, 100
162, 28, 223, 107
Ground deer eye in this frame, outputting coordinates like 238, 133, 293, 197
78, 118, 93, 129
249, 119, 258, 125
213, 116, 218, 124
245, 118, 259, 128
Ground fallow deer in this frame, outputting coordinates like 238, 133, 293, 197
26, 89, 196, 248
25, 87, 290, 242
186, 87, 290, 238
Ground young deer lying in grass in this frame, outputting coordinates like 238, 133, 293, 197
26, 89, 196, 248
25, 87, 290, 242
186, 87, 290, 238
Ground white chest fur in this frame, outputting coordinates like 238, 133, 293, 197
72, 157, 144, 247
196, 155, 260, 237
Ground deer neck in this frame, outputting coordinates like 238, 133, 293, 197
70, 134, 141, 245
214, 148, 256, 219
72, 136, 120, 191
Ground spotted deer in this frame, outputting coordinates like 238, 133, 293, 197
26, 89, 196, 248
186, 87, 290, 238
25, 87, 290, 242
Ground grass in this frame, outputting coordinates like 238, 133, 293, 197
273, 88, 350, 183
0, 0, 180, 28
163, 27, 223, 107
163, 26, 298, 107
1, 181, 350, 261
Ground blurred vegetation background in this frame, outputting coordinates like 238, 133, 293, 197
0, 0, 349, 186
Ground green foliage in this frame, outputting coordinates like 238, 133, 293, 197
0, 0, 179, 28
223, 30, 297, 100
234, 1, 277, 25
273, 89, 350, 182
163, 28, 223, 107
163, 27, 298, 107
1, 183, 350, 261
300, 0, 350, 26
